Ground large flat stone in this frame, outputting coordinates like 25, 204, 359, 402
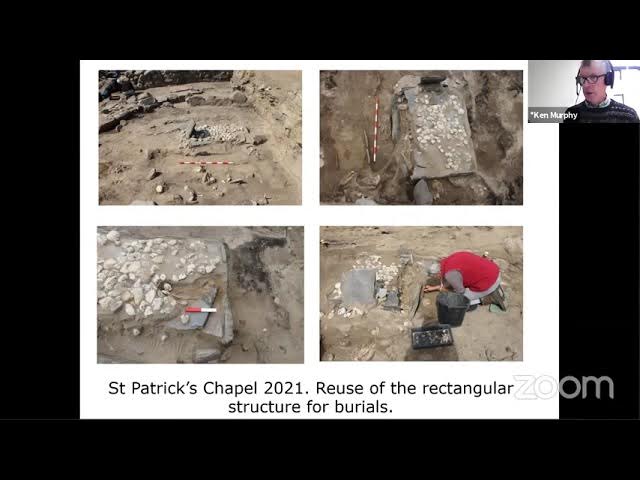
412, 150, 429, 168
341, 269, 377, 308
408, 87, 477, 178
410, 166, 429, 182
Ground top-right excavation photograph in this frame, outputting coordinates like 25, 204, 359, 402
320, 71, 523, 205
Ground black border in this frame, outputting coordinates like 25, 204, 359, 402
559, 123, 639, 419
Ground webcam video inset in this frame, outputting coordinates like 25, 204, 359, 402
528, 60, 640, 123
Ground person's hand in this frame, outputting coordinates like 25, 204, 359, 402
423, 285, 438, 293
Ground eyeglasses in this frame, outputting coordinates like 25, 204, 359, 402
576, 74, 606, 86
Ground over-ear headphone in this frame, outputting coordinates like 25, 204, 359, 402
604, 60, 615, 87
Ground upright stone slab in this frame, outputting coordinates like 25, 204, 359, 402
341, 269, 377, 308
413, 178, 433, 205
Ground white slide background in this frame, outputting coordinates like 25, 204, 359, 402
80, 60, 558, 419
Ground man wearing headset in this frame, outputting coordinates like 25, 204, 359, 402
564, 60, 638, 123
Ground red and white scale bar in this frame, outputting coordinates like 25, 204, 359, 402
178, 161, 234, 165
185, 307, 217, 313
373, 96, 379, 163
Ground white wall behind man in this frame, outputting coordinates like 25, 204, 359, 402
529, 60, 580, 107
609, 63, 640, 113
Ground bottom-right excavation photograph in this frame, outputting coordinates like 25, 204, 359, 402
320, 226, 523, 361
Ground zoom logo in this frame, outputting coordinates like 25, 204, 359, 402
514, 375, 614, 400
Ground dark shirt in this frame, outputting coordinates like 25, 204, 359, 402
564, 99, 639, 123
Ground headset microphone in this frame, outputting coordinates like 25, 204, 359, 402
575, 67, 582, 103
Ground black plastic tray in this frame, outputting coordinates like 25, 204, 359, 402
411, 324, 454, 349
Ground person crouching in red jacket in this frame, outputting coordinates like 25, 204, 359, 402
423, 251, 503, 311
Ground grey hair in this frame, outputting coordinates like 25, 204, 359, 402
580, 60, 612, 71
428, 262, 441, 275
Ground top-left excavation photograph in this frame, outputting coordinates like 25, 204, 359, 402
98, 70, 302, 205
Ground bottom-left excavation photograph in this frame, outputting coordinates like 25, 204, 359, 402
96, 226, 304, 364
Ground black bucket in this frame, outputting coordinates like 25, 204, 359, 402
436, 292, 470, 327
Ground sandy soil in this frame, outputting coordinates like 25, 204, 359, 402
320, 227, 523, 361
320, 71, 523, 205
99, 71, 301, 205
97, 226, 303, 363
